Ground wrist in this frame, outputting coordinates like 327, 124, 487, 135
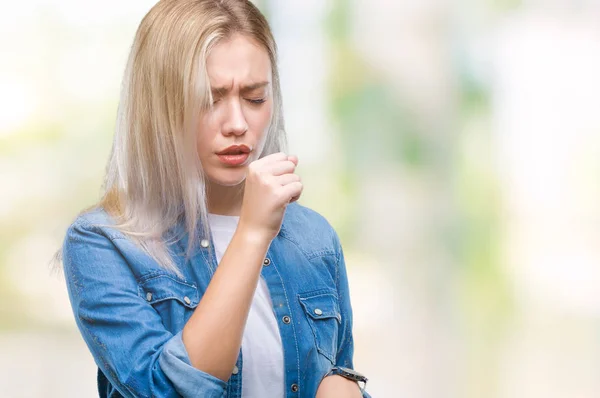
317, 375, 363, 398
236, 222, 273, 247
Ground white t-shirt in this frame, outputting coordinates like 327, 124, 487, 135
207, 213, 285, 397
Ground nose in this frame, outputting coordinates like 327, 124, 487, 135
222, 99, 248, 136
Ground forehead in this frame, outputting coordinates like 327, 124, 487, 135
206, 34, 272, 88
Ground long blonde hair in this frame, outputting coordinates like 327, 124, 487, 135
69, 0, 286, 273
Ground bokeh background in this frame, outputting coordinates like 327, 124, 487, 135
2, 0, 600, 397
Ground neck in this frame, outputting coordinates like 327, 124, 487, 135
206, 180, 245, 216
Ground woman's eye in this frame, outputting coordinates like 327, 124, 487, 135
246, 98, 266, 105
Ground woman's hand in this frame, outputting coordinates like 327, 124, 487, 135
316, 375, 363, 398
239, 152, 302, 242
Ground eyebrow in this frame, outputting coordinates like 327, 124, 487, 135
211, 81, 270, 96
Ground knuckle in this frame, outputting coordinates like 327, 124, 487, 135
260, 174, 272, 186
274, 191, 286, 202
248, 162, 259, 172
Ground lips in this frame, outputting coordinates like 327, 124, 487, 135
215, 144, 252, 166
216, 144, 251, 155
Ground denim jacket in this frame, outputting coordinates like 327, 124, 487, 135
63, 202, 371, 398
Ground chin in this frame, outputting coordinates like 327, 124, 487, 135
206, 168, 247, 187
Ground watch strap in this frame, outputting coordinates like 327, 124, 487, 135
326, 366, 368, 391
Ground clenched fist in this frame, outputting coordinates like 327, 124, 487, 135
238, 152, 303, 242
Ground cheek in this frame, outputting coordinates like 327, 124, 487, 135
247, 102, 273, 133
196, 114, 217, 153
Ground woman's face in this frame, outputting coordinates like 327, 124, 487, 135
197, 33, 273, 187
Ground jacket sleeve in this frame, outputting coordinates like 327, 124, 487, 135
333, 232, 373, 398
62, 219, 227, 398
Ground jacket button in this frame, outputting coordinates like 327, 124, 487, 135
282, 315, 291, 324
314, 308, 323, 315
263, 258, 271, 266
200, 239, 210, 248
184, 296, 191, 305
291, 383, 299, 392
146, 292, 152, 301
232, 365, 239, 375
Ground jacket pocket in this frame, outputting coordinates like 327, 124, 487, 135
137, 273, 199, 331
298, 290, 341, 364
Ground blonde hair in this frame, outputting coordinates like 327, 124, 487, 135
64, 0, 286, 273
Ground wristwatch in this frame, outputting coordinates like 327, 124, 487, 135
325, 366, 368, 391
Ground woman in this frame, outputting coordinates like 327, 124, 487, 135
61, 1, 370, 397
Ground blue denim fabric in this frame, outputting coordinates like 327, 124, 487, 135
63, 202, 372, 398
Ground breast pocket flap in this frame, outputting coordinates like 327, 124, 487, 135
298, 292, 341, 323
137, 274, 199, 309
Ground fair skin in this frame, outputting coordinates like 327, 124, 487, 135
182, 33, 361, 397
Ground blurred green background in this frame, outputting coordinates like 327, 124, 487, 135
1, 0, 600, 397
